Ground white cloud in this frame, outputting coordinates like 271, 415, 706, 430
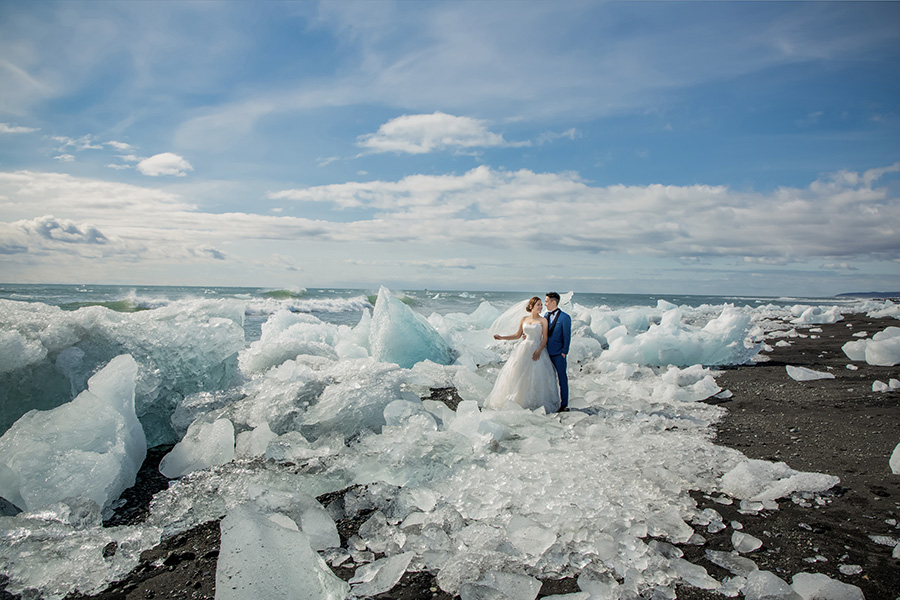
536, 128, 580, 145
271, 164, 900, 261
106, 140, 133, 151
52, 135, 103, 151
137, 153, 194, 177
357, 112, 526, 155
0, 123, 38, 134
53, 154, 74, 162
2, 165, 898, 285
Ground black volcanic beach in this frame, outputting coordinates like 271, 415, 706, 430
5, 312, 890, 600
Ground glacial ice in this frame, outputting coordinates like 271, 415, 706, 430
842, 326, 900, 366
791, 572, 864, 600
369, 286, 455, 368
732, 531, 763, 553
719, 459, 839, 501
215, 504, 349, 600
600, 305, 760, 367
742, 570, 803, 599
349, 551, 414, 596
0, 298, 245, 445
159, 417, 235, 478
786, 365, 835, 381
0, 294, 866, 600
0, 511, 162, 599
238, 310, 340, 374
0, 354, 146, 513
790, 305, 843, 325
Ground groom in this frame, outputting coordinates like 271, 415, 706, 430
544, 292, 571, 412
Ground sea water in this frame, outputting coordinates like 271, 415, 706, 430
0, 283, 890, 599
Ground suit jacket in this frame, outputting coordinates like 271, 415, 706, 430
545, 309, 571, 356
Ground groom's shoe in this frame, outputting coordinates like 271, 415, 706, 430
557, 406, 569, 413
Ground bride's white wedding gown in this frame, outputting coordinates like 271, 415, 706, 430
485, 321, 561, 413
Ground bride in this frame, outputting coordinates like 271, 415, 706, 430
484, 297, 561, 413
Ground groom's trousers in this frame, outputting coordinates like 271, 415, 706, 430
549, 354, 568, 408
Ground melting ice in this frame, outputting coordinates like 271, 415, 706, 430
0, 289, 888, 599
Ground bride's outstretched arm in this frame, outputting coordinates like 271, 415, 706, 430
493, 317, 525, 341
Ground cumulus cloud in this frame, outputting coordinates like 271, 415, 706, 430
357, 112, 527, 154
137, 152, 194, 176
0, 123, 38, 134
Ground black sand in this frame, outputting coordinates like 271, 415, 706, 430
3, 314, 897, 599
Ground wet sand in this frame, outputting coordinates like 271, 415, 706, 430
5, 314, 897, 600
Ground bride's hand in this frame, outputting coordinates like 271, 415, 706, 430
493, 334, 501, 340
532, 350, 541, 361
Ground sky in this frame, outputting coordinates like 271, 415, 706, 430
0, 1, 898, 297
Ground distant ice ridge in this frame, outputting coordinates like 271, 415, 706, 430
597, 303, 761, 367
0, 298, 245, 445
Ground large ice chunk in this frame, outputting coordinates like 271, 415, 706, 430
0, 355, 146, 512
719, 459, 839, 501
349, 551, 414, 597
791, 572, 864, 600
0, 298, 245, 446
742, 570, 802, 600
786, 366, 835, 381
790, 305, 843, 325
215, 504, 349, 600
369, 287, 455, 368
159, 418, 235, 479
238, 310, 339, 374
842, 326, 900, 366
600, 305, 760, 367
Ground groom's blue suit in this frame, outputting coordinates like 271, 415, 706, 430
544, 308, 571, 409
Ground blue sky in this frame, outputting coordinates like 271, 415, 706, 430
0, 1, 898, 296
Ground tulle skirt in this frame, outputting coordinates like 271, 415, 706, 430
485, 337, 561, 413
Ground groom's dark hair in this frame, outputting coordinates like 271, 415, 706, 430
546, 292, 561, 303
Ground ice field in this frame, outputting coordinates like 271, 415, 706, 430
1, 285, 897, 599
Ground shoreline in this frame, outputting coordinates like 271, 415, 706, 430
5, 314, 899, 599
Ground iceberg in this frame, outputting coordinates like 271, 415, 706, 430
369, 286, 455, 368
0, 355, 146, 513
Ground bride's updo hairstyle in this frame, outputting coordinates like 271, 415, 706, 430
526, 296, 541, 311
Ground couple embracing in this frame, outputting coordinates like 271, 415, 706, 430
485, 292, 571, 414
